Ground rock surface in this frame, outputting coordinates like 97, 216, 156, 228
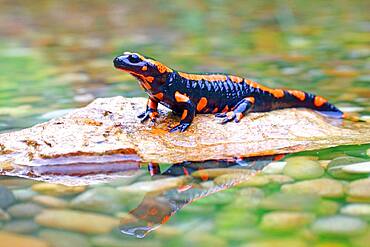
0, 96, 369, 173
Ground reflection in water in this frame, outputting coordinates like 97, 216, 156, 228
121, 156, 282, 238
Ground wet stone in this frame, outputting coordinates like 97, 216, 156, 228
7, 202, 43, 218
38, 229, 91, 247
70, 187, 123, 213
340, 203, 370, 218
35, 209, 119, 234
217, 228, 264, 241
327, 156, 368, 180
342, 161, 370, 174
260, 211, 315, 231
0, 232, 49, 247
117, 176, 187, 194
264, 174, 294, 184
3, 219, 39, 233
281, 178, 345, 198
283, 157, 324, 180
32, 195, 68, 208
192, 168, 253, 179
12, 188, 38, 201
262, 161, 286, 174
0, 185, 16, 208
259, 193, 320, 212
346, 178, 370, 202
311, 215, 367, 236
32, 183, 86, 196
185, 232, 228, 247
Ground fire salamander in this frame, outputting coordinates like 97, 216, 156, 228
113, 52, 343, 132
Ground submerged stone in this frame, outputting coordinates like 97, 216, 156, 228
283, 158, 324, 180
311, 215, 367, 236
281, 178, 345, 198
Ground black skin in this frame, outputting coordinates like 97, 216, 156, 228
113, 52, 343, 132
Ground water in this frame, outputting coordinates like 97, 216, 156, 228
0, 0, 369, 246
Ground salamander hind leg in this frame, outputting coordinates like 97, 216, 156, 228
216, 97, 255, 124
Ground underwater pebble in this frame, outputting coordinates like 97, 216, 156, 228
311, 215, 367, 236
117, 176, 187, 194
265, 174, 294, 184
346, 178, 370, 202
283, 158, 324, 180
281, 178, 345, 198
0, 185, 16, 208
0, 232, 49, 247
340, 203, 370, 217
260, 211, 315, 231
259, 193, 320, 211
236, 175, 270, 187
327, 156, 367, 180
3, 219, 39, 233
70, 187, 123, 213
216, 210, 258, 229
217, 228, 264, 241
7, 202, 43, 218
185, 232, 228, 247
342, 161, 370, 174
38, 229, 91, 247
12, 188, 38, 201
31, 183, 86, 196
32, 195, 68, 208
155, 225, 183, 239
192, 168, 253, 179
241, 238, 308, 247
35, 209, 119, 234
261, 161, 286, 174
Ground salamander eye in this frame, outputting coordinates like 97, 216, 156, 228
127, 54, 141, 64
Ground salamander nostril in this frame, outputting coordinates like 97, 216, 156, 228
113, 56, 123, 67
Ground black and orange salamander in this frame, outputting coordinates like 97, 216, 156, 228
113, 52, 343, 132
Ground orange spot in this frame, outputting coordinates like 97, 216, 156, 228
229, 75, 244, 83
149, 112, 158, 120
212, 108, 219, 113
146, 76, 154, 83
246, 97, 255, 104
314, 96, 328, 107
236, 112, 243, 121
153, 92, 163, 100
161, 215, 171, 224
149, 207, 158, 216
196, 97, 208, 112
271, 89, 285, 98
142, 66, 147, 71
175, 91, 189, 103
147, 59, 173, 73
148, 100, 157, 110
288, 90, 306, 101
181, 109, 188, 120
178, 72, 227, 82
199, 171, 209, 181
222, 105, 229, 113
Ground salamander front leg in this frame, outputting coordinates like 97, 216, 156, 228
216, 97, 255, 124
170, 92, 196, 132
138, 98, 159, 123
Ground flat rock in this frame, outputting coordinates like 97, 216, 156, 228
0, 96, 369, 178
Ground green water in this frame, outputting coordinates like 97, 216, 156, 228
0, 0, 369, 246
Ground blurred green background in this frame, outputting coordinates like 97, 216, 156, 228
0, 0, 369, 132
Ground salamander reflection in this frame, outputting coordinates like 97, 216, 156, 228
120, 155, 283, 238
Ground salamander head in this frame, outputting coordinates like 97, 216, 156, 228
113, 52, 172, 77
